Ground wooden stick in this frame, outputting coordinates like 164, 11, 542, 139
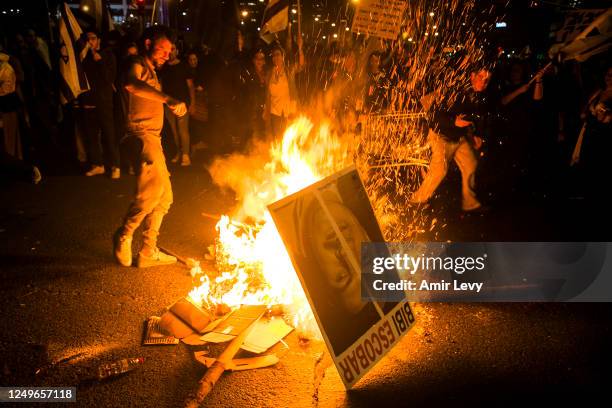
158, 246, 199, 269
184, 310, 265, 407
150, 0, 157, 25
527, 62, 552, 86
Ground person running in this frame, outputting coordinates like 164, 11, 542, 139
113, 26, 187, 268
411, 67, 495, 212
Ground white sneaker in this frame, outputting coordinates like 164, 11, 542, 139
136, 248, 177, 268
85, 165, 105, 176
113, 230, 133, 267
111, 167, 120, 179
181, 154, 191, 166
171, 154, 180, 164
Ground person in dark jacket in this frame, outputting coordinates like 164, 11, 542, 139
159, 44, 193, 166
245, 48, 267, 142
79, 30, 120, 178
411, 68, 495, 212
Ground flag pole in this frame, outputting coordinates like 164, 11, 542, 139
151, 0, 157, 25
286, 18, 292, 52
297, 0, 302, 39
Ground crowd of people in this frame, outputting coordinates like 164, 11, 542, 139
1, 23, 610, 209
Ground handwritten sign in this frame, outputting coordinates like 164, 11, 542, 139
351, 0, 408, 40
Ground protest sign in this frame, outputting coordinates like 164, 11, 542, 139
351, 0, 407, 40
268, 166, 414, 389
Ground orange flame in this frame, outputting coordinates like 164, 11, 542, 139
188, 116, 352, 337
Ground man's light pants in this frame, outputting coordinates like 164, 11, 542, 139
411, 129, 481, 211
120, 133, 173, 252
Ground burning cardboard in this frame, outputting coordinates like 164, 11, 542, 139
200, 305, 268, 343
240, 317, 293, 354
159, 297, 212, 339
142, 316, 180, 346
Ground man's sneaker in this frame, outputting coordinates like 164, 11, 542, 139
113, 230, 133, 267
171, 154, 180, 164
137, 248, 177, 268
111, 167, 121, 179
181, 154, 191, 166
85, 165, 105, 176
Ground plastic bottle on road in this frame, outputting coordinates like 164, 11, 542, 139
96, 357, 144, 380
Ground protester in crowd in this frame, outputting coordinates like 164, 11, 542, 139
362, 51, 390, 114
264, 36, 305, 140
245, 48, 267, 142
410, 67, 496, 212
78, 30, 120, 178
15, 30, 57, 164
113, 26, 187, 268
495, 60, 546, 196
388, 43, 416, 112
24, 29, 51, 70
227, 30, 252, 151
324, 49, 360, 134
185, 50, 209, 154
200, 44, 232, 155
0, 45, 40, 184
0, 49, 22, 159
319, 42, 343, 93
159, 44, 192, 166
572, 65, 612, 199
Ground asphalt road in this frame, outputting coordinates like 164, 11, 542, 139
1, 164, 611, 407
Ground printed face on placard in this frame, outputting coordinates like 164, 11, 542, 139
269, 168, 404, 353
309, 196, 368, 315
